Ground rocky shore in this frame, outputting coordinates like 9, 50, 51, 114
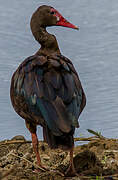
0, 132, 118, 180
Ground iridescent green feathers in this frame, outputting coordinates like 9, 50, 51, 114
12, 54, 85, 136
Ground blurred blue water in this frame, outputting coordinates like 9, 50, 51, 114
0, 0, 118, 141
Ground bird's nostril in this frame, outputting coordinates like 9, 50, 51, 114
56, 16, 60, 22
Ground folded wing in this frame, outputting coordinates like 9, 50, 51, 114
11, 54, 86, 136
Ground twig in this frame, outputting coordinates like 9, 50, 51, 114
1, 133, 118, 147
74, 136, 98, 142
7, 151, 46, 172
0, 140, 32, 146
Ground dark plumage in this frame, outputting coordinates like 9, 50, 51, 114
10, 5, 86, 176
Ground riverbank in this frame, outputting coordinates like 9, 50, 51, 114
0, 131, 118, 180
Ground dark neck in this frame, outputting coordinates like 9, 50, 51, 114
32, 26, 60, 56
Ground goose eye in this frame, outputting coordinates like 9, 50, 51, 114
50, 11, 55, 15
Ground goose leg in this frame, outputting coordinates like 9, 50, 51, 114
31, 132, 41, 166
25, 122, 46, 170
65, 146, 77, 176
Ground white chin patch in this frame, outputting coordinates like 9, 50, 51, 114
57, 16, 60, 22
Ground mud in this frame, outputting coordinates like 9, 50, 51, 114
0, 135, 118, 180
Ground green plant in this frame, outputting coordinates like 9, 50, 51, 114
90, 175, 104, 180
